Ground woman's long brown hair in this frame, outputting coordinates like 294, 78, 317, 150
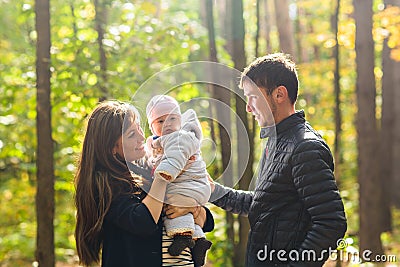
74, 101, 141, 266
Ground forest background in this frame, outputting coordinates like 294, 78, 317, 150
1, 0, 400, 266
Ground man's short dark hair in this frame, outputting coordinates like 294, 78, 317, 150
240, 53, 299, 104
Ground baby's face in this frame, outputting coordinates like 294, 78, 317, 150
151, 113, 181, 136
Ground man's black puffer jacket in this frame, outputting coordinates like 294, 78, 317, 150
210, 111, 347, 267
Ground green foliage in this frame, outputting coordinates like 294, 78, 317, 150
0, 178, 36, 265
375, 5, 400, 61
204, 206, 234, 267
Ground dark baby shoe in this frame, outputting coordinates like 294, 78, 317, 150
168, 235, 195, 256
192, 237, 212, 266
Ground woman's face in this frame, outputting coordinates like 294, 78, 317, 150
113, 120, 146, 162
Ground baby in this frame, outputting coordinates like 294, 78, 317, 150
146, 95, 212, 266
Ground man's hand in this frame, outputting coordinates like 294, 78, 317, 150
164, 204, 193, 219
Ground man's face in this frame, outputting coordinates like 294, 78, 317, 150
243, 81, 276, 127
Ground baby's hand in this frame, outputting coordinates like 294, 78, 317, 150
151, 138, 162, 148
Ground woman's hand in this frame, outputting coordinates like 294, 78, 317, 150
193, 206, 206, 228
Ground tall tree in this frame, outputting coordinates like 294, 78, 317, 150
385, 0, 400, 209
295, 2, 309, 63
35, 0, 55, 266
227, 0, 253, 265
220, 0, 237, 259
204, 2, 234, 264
274, 0, 295, 56
94, 0, 109, 101
255, 0, 261, 58
308, 19, 321, 60
263, 0, 273, 53
379, 0, 400, 231
215, 0, 227, 42
332, 0, 342, 183
353, 0, 384, 256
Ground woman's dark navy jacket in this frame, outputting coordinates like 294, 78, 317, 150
101, 165, 214, 267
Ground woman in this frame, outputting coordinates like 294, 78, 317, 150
74, 101, 214, 267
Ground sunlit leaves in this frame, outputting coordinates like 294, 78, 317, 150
0, 179, 36, 264
375, 6, 400, 61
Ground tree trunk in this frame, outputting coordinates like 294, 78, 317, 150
255, 0, 261, 58
35, 0, 55, 266
208, 104, 220, 179
392, 58, 400, 208
379, 0, 400, 230
311, 24, 320, 60
217, 1, 237, 261
385, 0, 400, 209
332, 0, 342, 184
294, 2, 302, 63
228, 1, 251, 266
380, 36, 393, 232
205, 0, 217, 64
69, 3, 84, 85
262, 0, 273, 53
353, 0, 384, 256
295, 3, 309, 63
94, 0, 108, 101
273, 0, 295, 56
204, 1, 235, 264
215, 0, 227, 41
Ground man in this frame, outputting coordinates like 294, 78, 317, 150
210, 53, 347, 266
